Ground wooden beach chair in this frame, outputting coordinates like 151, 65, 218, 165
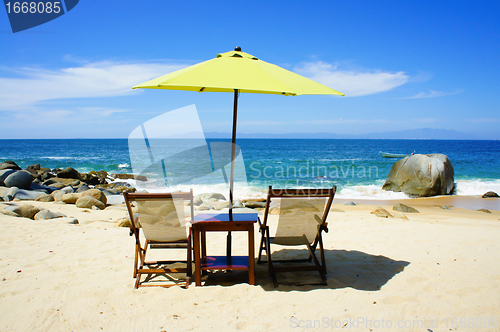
257, 186, 336, 287
123, 190, 194, 289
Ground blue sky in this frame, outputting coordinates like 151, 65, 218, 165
1, 1, 499, 139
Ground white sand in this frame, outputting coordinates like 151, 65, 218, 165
1, 199, 499, 331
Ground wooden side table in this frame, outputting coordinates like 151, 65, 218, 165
192, 213, 258, 286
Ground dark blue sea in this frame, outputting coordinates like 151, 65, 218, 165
1, 139, 499, 199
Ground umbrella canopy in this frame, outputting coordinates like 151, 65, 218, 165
133, 49, 344, 96
133, 47, 344, 216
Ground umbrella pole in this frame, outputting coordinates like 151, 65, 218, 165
229, 89, 238, 216
226, 89, 238, 258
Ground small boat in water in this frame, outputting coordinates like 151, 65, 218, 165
379, 151, 413, 158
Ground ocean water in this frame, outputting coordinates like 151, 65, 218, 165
1, 139, 499, 200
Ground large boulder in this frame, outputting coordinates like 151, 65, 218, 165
382, 154, 454, 197
4, 170, 34, 189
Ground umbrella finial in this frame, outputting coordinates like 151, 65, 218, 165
234, 46, 241, 52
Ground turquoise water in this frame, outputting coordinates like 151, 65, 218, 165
1, 139, 499, 199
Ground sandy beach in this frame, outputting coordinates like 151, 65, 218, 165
1, 197, 499, 331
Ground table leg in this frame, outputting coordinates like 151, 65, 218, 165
227, 231, 232, 258
201, 230, 207, 258
193, 227, 201, 286
248, 224, 255, 285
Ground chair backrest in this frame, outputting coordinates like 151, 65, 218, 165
263, 186, 336, 245
124, 190, 194, 242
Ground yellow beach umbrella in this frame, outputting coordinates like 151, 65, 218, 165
133, 47, 344, 214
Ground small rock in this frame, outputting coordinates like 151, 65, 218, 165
111, 173, 147, 182
193, 196, 203, 206
62, 193, 82, 204
232, 200, 245, 209
81, 189, 107, 205
0, 161, 22, 171
344, 202, 357, 206
242, 198, 266, 203
43, 178, 80, 186
482, 191, 499, 198
214, 201, 230, 210
101, 188, 119, 196
371, 208, 393, 218
244, 201, 266, 209
18, 204, 41, 219
29, 182, 60, 193
194, 193, 227, 203
25, 164, 41, 174
113, 186, 135, 193
76, 184, 90, 193
478, 209, 492, 213
59, 186, 75, 194
393, 203, 420, 213
48, 183, 66, 189
14, 189, 43, 200
34, 210, 66, 220
35, 193, 55, 202
76, 196, 106, 210
440, 206, 451, 210
197, 204, 212, 211
56, 167, 81, 180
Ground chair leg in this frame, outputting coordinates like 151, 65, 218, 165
264, 227, 278, 286
134, 242, 139, 278
305, 243, 326, 282
186, 232, 192, 288
318, 233, 327, 275
307, 236, 319, 263
257, 228, 266, 264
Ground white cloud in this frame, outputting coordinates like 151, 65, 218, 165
402, 90, 463, 99
0, 61, 188, 110
294, 61, 409, 97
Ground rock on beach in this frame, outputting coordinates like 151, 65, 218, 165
382, 154, 455, 197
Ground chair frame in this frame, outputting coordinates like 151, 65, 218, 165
257, 186, 336, 287
123, 190, 194, 289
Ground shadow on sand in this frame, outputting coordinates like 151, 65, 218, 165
201, 249, 410, 291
